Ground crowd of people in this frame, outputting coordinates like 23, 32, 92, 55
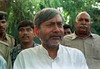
0, 7, 100, 69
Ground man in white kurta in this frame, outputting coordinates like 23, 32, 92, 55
14, 8, 88, 69
14, 45, 88, 69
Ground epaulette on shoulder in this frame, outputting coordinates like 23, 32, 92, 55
7, 34, 14, 38
0, 41, 9, 46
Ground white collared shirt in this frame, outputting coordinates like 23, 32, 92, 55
14, 44, 88, 69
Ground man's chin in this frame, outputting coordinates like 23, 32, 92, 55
22, 40, 29, 43
48, 41, 60, 46
0, 31, 5, 34
78, 29, 87, 32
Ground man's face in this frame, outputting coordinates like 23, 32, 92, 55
18, 26, 34, 43
0, 19, 8, 34
75, 13, 91, 33
64, 28, 72, 36
38, 14, 64, 47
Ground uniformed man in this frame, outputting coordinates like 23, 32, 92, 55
0, 11, 15, 48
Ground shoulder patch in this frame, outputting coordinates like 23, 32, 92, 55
7, 34, 14, 38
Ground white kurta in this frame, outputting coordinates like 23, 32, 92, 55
14, 44, 88, 69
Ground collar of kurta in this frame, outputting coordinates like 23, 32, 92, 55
40, 44, 61, 59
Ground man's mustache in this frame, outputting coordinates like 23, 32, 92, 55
80, 24, 88, 28
49, 34, 63, 39
0, 26, 5, 29
0, 28, 5, 31
22, 35, 29, 38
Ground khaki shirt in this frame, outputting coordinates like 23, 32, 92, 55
61, 33, 100, 69
3, 34, 15, 48
0, 41, 12, 69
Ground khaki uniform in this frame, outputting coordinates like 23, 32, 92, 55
61, 33, 100, 69
3, 34, 15, 48
0, 41, 12, 69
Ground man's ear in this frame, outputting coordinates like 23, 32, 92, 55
34, 25, 39, 37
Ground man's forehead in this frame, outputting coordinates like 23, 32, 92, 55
20, 26, 32, 28
77, 12, 90, 19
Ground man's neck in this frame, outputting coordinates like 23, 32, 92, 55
21, 42, 33, 49
43, 44, 59, 59
76, 32, 90, 39
0, 33, 5, 40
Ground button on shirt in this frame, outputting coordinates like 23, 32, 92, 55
13, 44, 88, 69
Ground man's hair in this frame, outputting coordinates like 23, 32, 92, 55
33, 8, 64, 28
0, 11, 7, 20
63, 24, 71, 29
75, 11, 91, 22
18, 20, 34, 31
63, 24, 72, 32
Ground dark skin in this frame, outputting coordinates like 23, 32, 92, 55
21, 42, 34, 49
19, 26, 34, 49
0, 19, 8, 40
0, 33, 5, 40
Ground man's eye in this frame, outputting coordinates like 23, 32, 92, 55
58, 23, 62, 26
78, 19, 83, 21
1, 21, 6, 23
78, 18, 89, 22
26, 28, 33, 31
19, 29, 24, 32
46, 24, 53, 27
85, 19, 89, 22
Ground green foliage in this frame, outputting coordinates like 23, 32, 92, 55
7, 0, 100, 44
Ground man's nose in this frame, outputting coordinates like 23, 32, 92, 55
23, 30, 28, 34
81, 20, 85, 23
53, 25, 60, 32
